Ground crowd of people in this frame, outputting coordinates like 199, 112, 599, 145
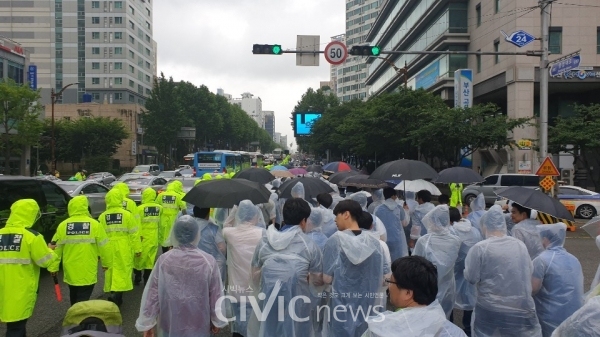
0, 172, 599, 337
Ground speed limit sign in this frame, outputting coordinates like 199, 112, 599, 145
324, 41, 348, 65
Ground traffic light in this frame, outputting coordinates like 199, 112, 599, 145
349, 45, 381, 56
252, 44, 283, 55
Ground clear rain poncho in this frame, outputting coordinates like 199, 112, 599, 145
464, 205, 542, 337
532, 223, 584, 337
291, 182, 305, 199
410, 202, 435, 240
413, 205, 461, 318
323, 230, 388, 337
374, 199, 408, 261
512, 217, 545, 260
466, 193, 486, 234
320, 205, 338, 238
449, 218, 482, 311
367, 189, 384, 214
222, 200, 266, 336
591, 235, 600, 292
350, 192, 387, 241
196, 217, 227, 282
136, 216, 227, 337
270, 193, 282, 225
550, 296, 600, 337
305, 207, 328, 250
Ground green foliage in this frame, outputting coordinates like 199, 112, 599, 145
85, 155, 112, 172
0, 79, 43, 173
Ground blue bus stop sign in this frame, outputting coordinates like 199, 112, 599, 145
503, 30, 536, 48
549, 54, 581, 77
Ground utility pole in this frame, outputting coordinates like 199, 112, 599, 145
539, 0, 554, 160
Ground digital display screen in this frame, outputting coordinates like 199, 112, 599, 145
294, 112, 322, 136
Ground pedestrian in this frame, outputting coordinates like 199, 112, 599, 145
367, 189, 384, 214
113, 182, 137, 214
154, 180, 185, 252
592, 235, 600, 293
324, 200, 388, 337
466, 193, 485, 235
248, 198, 323, 337
510, 203, 545, 259
550, 296, 600, 337
349, 192, 387, 241
74, 168, 87, 181
449, 206, 482, 336
316, 193, 337, 237
449, 183, 463, 208
363, 256, 467, 337
305, 207, 328, 250
48, 196, 112, 306
190, 206, 227, 282
412, 205, 461, 318
0, 199, 57, 337
464, 205, 542, 337
409, 190, 436, 244
374, 187, 409, 261
135, 216, 227, 337
438, 194, 450, 205
134, 188, 163, 286
222, 200, 266, 337
99, 189, 142, 307
532, 223, 584, 337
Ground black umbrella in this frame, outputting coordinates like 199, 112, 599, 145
328, 171, 360, 185
306, 165, 324, 173
369, 159, 438, 181
277, 177, 334, 199
494, 186, 574, 221
233, 168, 275, 185
434, 167, 484, 184
183, 179, 271, 208
339, 174, 390, 189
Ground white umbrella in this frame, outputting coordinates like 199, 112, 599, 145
394, 179, 441, 196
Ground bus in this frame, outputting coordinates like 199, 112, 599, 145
193, 150, 244, 177
248, 152, 264, 167
273, 148, 283, 161
232, 151, 252, 170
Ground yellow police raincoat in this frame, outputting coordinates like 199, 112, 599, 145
0, 199, 57, 322
134, 188, 162, 270
49, 196, 112, 286
154, 182, 185, 247
114, 182, 137, 214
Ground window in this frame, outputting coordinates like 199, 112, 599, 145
129, 80, 134, 87
145, 48, 150, 56
92, 32, 100, 39
92, 62, 100, 69
129, 50, 135, 58
129, 65, 135, 73
92, 47, 100, 54
129, 5, 135, 15
92, 1, 100, 8
115, 47, 123, 54
115, 62, 123, 70
146, 21, 151, 30
92, 17, 100, 24
549, 27, 562, 54
146, 8, 151, 16
115, 77, 123, 85
146, 88, 151, 95
115, 17, 123, 24
115, 32, 122, 39
494, 40, 500, 64
476, 4, 481, 27
92, 77, 100, 84
129, 20, 135, 29
115, 93, 123, 100
476, 50, 481, 73
145, 75, 150, 82
129, 94, 135, 102
501, 175, 524, 186
145, 61, 151, 69
129, 35, 135, 43
495, 0, 500, 13
115, 1, 123, 9
145, 34, 151, 43
92, 93, 100, 100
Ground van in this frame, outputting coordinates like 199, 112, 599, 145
461, 174, 540, 206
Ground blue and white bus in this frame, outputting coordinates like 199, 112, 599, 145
193, 150, 244, 177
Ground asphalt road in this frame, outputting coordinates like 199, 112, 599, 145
1, 228, 598, 337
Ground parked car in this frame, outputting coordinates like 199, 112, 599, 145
176, 168, 194, 177
0, 176, 71, 242
462, 174, 540, 206
56, 181, 109, 218
167, 177, 196, 194
178, 165, 192, 170
123, 176, 168, 203
132, 164, 161, 176
159, 171, 179, 179
86, 172, 116, 186
109, 173, 146, 187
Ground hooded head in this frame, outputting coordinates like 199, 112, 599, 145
105, 189, 125, 209
538, 222, 567, 249
170, 215, 200, 247
470, 193, 485, 212
185, 202, 195, 215
422, 204, 451, 234
114, 182, 130, 198
372, 189, 383, 202
6, 199, 41, 228
480, 205, 507, 238
141, 188, 157, 204
215, 174, 223, 180
291, 182, 305, 199
271, 179, 281, 189
235, 200, 259, 226
306, 207, 324, 232
348, 192, 368, 211
167, 180, 183, 194
202, 173, 213, 181
68, 195, 90, 217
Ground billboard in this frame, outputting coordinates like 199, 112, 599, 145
294, 112, 322, 137
454, 69, 473, 108
416, 60, 439, 89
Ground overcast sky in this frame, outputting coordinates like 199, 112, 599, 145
153, 0, 345, 149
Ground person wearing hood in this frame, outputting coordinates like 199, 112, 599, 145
374, 187, 409, 261
464, 205, 542, 337
136, 216, 227, 337
362, 256, 467, 337
133, 188, 163, 286
248, 198, 323, 337
448, 207, 482, 336
549, 296, 600, 337
466, 193, 485, 235
222, 200, 266, 336
190, 206, 227, 282
367, 189, 384, 214
113, 182, 137, 214
412, 205, 461, 318
269, 193, 282, 227
194, 173, 213, 186
305, 207, 328, 250
592, 235, 600, 293
291, 182, 306, 199
154, 180, 186, 252
323, 200, 388, 337
317, 193, 338, 238
49, 196, 112, 305
99, 189, 142, 307
0, 199, 58, 336
350, 192, 387, 241
449, 183, 463, 208
510, 203, 545, 259
409, 190, 436, 244
532, 223, 584, 337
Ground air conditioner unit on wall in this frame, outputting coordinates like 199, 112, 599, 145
561, 169, 574, 185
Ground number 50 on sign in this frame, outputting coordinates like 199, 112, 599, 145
324, 41, 348, 65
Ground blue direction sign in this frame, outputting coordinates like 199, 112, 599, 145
502, 30, 536, 48
549, 54, 581, 77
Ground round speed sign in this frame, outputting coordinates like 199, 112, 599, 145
324, 41, 348, 65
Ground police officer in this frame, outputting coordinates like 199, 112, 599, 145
48, 196, 112, 306
0, 199, 57, 337
133, 188, 162, 285
450, 182, 464, 208
74, 168, 87, 181
155, 181, 185, 253
113, 182, 137, 214
99, 189, 141, 307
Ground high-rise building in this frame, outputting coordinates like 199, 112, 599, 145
330, 34, 345, 96
280, 135, 288, 150
231, 92, 264, 128
0, 0, 157, 105
263, 111, 275, 139
273, 132, 281, 145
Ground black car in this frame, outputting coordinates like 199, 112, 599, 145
0, 176, 72, 242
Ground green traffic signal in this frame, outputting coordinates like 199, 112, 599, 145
371, 46, 381, 56
272, 45, 282, 55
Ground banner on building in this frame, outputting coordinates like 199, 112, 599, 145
454, 69, 473, 108
28, 65, 37, 90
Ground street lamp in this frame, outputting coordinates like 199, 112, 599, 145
51, 82, 79, 173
